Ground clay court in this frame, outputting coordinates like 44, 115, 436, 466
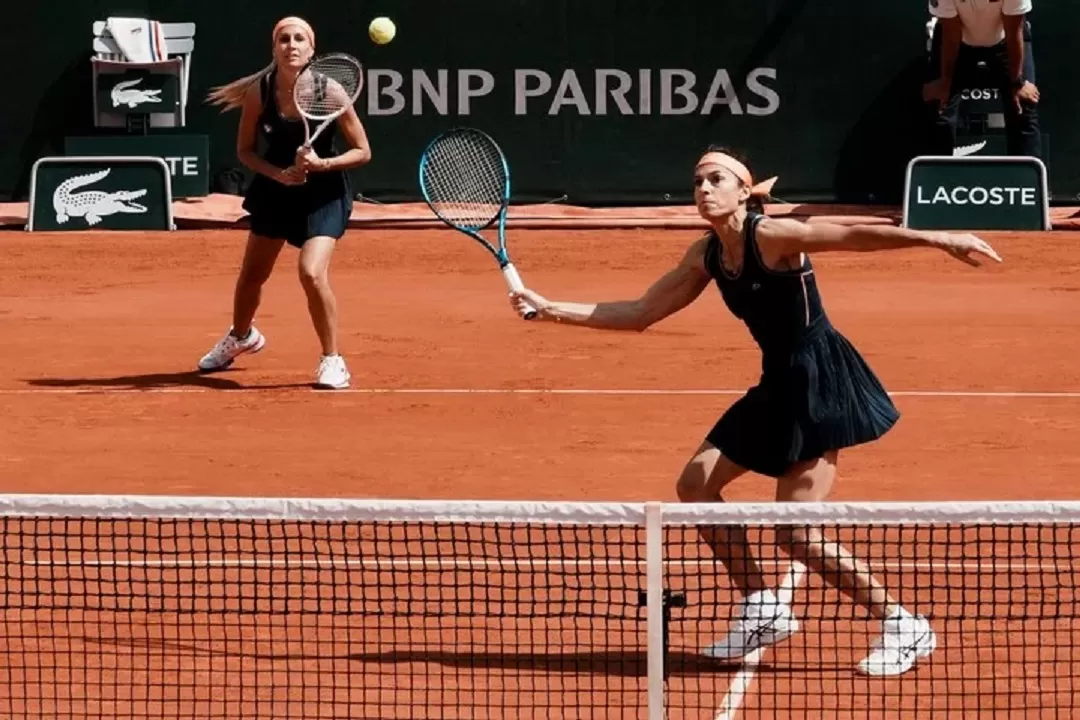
2, 216, 1080, 718
3, 220, 1079, 499
3, 0, 1079, 713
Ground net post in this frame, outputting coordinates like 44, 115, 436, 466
645, 501, 665, 720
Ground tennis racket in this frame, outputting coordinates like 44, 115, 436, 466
418, 127, 537, 320
292, 52, 364, 149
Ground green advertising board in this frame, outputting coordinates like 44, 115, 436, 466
902, 156, 1050, 231
65, 134, 209, 198
3, 2, 1078, 204
27, 156, 173, 231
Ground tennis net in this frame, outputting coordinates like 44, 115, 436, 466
0, 494, 1077, 719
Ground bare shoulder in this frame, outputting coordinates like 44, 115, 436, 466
756, 216, 810, 240
242, 80, 263, 110
679, 233, 713, 273
754, 216, 815, 255
236, 82, 264, 140
685, 232, 711, 256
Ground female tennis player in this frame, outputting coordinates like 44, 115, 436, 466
510, 147, 1002, 677
197, 16, 370, 389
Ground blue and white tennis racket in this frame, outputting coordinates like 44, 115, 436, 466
418, 127, 537, 320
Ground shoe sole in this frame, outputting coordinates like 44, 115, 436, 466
313, 375, 351, 390
197, 334, 266, 373
702, 618, 800, 660
855, 629, 938, 677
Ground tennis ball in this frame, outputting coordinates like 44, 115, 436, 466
368, 17, 396, 45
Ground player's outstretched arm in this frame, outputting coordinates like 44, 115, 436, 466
509, 237, 712, 331
756, 218, 1003, 267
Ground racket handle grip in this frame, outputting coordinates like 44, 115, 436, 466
502, 263, 537, 320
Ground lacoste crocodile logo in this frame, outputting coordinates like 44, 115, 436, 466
53, 169, 148, 226
953, 140, 987, 157
111, 78, 162, 108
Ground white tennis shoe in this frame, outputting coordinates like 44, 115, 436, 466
703, 591, 800, 660
197, 327, 266, 372
314, 354, 350, 390
856, 612, 937, 677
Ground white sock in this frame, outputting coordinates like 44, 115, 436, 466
886, 605, 914, 622
744, 588, 780, 607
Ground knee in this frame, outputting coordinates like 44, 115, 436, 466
676, 465, 718, 502
675, 474, 700, 503
238, 263, 273, 289
776, 526, 815, 558
297, 261, 328, 291
677, 444, 742, 502
238, 254, 276, 289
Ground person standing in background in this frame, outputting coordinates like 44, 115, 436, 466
924, 0, 1041, 158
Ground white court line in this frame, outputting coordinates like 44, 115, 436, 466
4, 387, 1080, 398
19, 557, 1071, 571
714, 563, 806, 720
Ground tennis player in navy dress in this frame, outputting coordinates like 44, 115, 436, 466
197, 16, 371, 389
510, 146, 1002, 677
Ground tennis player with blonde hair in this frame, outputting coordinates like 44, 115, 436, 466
198, 16, 370, 389
511, 146, 1003, 676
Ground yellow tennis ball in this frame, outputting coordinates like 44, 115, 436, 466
368, 17, 396, 45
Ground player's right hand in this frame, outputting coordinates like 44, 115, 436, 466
510, 289, 549, 319
276, 165, 307, 186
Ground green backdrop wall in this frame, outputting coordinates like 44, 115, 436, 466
3, 1, 1076, 205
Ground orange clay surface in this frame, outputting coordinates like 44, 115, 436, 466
1, 227, 1079, 718
2, 227, 1079, 500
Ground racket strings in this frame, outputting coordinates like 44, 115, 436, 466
420, 131, 506, 230
294, 55, 363, 120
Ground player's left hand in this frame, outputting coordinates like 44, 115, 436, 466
938, 233, 1003, 266
296, 146, 326, 172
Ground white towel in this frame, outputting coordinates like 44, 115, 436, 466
105, 17, 167, 62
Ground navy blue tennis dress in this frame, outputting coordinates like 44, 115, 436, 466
703, 212, 900, 478
241, 69, 352, 248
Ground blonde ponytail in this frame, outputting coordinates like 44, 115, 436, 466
205, 61, 275, 112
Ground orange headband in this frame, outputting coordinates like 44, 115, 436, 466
697, 152, 778, 198
272, 16, 315, 47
